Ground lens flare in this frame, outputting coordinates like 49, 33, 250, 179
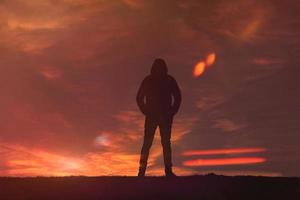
182, 147, 266, 156
206, 53, 216, 67
193, 61, 206, 77
193, 52, 216, 78
183, 157, 266, 167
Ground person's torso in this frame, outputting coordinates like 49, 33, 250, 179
144, 75, 174, 115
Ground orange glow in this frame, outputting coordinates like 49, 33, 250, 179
0, 110, 194, 177
193, 61, 206, 77
193, 52, 216, 77
206, 53, 216, 67
253, 58, 282, 65
123, 0, 144, 9
40, 66, 62, 80
241, 19, 261, 40
182, 147, 266, 156
183, 157, 266, 167
2, 143, 140, 177
0, 113, 195, 177
7, 19, 62, 30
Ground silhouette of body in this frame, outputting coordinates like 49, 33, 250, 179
136, 58, 181, 177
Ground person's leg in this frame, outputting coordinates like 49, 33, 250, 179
138, 116, 157, 176
159, 116, 175, 176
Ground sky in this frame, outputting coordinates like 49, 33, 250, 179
0, 0, 299, 177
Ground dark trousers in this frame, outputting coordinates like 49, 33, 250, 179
139, 115, 173, 169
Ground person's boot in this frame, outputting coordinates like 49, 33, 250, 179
138, 166, 146, 177
165, 167, 176, 177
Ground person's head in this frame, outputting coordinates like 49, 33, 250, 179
151, 58, 168, 77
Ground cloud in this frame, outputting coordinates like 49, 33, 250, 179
122, 0, 144, 10
0, 106, 198, 176
213, 0, 271, 42
253, 58, 283, 65
212, 118, 247, 132
0, 143, 83, 176
7, 18, 63, 31
40, 66, 63, 80
0, 142, 137, 176
196, 95, 225, 111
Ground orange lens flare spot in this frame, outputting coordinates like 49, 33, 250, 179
183, 157, 266, 167
206, 53, 216, 67
193, 61, 206, 77
193, 52, 216, 77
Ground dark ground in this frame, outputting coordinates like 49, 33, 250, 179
1, 174, 300, 200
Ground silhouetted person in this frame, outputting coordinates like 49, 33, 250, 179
136, 58, 181, 177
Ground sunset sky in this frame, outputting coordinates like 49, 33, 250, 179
0, 0, 299, 177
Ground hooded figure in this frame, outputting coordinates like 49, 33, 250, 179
136, 58, 181, 177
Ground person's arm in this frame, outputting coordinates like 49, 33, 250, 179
171, 78, 182, 115
136, 78, 147, 115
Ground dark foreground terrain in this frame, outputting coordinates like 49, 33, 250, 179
1, 175, 300, 200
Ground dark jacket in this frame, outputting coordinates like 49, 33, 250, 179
136, 74, 181, 117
